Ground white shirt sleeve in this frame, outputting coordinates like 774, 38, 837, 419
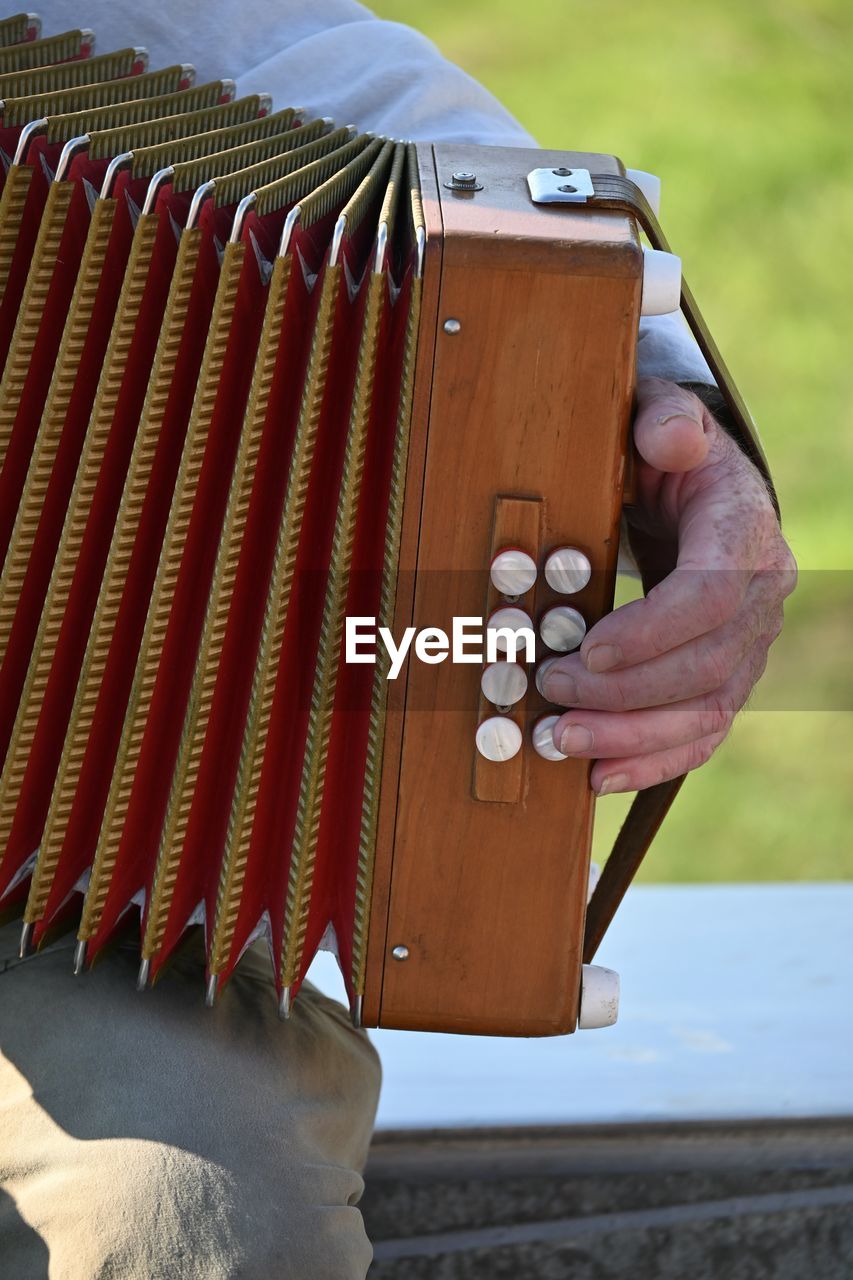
34, 0, 713, 382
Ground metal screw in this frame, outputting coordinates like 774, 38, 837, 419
443, 318, 461, 335
552, 167, 574, 177
558, 184, 578, 194
391, 945, 410, 961
444, 170, 483, 192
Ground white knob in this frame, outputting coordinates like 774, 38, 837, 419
578, 963, 620, 1029
532, 714, 566, 761
625, 167, 661, 217
490, 548, 537, 597
544, 546, 591, 595
587, 860, 601, 903
641, 248, 681, 316
539, 605, 586, 653
487, 606, 534, 658
481, 661, 528, 707
475, 715, 522, 762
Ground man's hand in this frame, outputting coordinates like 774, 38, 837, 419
541, 377, 797, 794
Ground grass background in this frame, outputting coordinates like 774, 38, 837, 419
374, 0, 853, 880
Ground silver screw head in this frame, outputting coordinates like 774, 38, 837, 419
391, 944, 410, 961
552, 167, 574, 176
444, 171, 483, 192
443, 318, 461, 335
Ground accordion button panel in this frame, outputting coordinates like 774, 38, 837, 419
544, 546, 592, 595
487, 606, 534, 657
480, 661, 528, 708
475, 716, 523, 763
540, 605, 587, 653
490, 547, 537, 597
532, 714, 568, 762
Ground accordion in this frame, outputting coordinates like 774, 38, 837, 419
0, 16, 772, 1035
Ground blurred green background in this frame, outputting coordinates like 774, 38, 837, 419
376, 0, 853, 880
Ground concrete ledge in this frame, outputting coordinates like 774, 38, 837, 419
307, 884, 853, 1128
364, 1118, 853, 1277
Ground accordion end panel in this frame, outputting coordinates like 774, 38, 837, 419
362, 143, 643, 1036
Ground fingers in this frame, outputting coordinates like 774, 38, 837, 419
543, 575, 780, 712
587, 379, 785, 675
560, 376, 797, 794
632, 378, 711, 473
581, 455, 787, 676
579, 566, 750, 675
589, 729, 730, 795
551, 643, 768, 761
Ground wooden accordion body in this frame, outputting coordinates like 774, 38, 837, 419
0, 19, 770, 1036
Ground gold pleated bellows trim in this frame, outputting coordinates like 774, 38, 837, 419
0, 197, 117, 653
0, 66, 191, 128
78, 240, 247, 942
142, 251, 295, 963
0, 28, 88, 74
27, 222, 204, 927
0, 60, 426, 1012
21, 212, 177, 924
0, 179, 74, 469
352, 146, 424, 998
282, 142, 402, 993
42, 83, 237, 148
0, 166, 35, 302
0, 13, 39, 47
207, 263, 342, 978
0, 211, 158, 871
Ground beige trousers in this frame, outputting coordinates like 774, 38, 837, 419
0, 922, 381, 1278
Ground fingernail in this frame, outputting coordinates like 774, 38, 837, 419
560, 724, 594, 754
597, 773, 629, 796
584, 643, 622, 673
534, 657, 560, 698
545, 671, 578, 704
657, 412, 701, 427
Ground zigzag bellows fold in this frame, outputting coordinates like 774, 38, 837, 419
0, 57, 421, 1012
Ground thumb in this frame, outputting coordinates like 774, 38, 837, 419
633, 377, 711, 473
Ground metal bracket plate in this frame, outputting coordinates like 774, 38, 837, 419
527, 166, 594, 205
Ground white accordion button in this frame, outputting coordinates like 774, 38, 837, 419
481, 661, 528, 707
625, 167, 661, 217
539, 605, 586, 653
532, 714, 567, 761
534, 656, 560, 698
490, 548, 537, 597
578, 964, 620, 1030
641, 248, 682, 316
475, 716, 523, 762
544, 546, 592, 595
487, 606, 534, 657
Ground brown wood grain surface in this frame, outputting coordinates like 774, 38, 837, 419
364, 145, 641, 1035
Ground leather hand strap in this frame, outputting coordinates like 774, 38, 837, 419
582, 174, 778, 962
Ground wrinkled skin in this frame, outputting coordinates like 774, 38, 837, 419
542, 378, 798, 794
